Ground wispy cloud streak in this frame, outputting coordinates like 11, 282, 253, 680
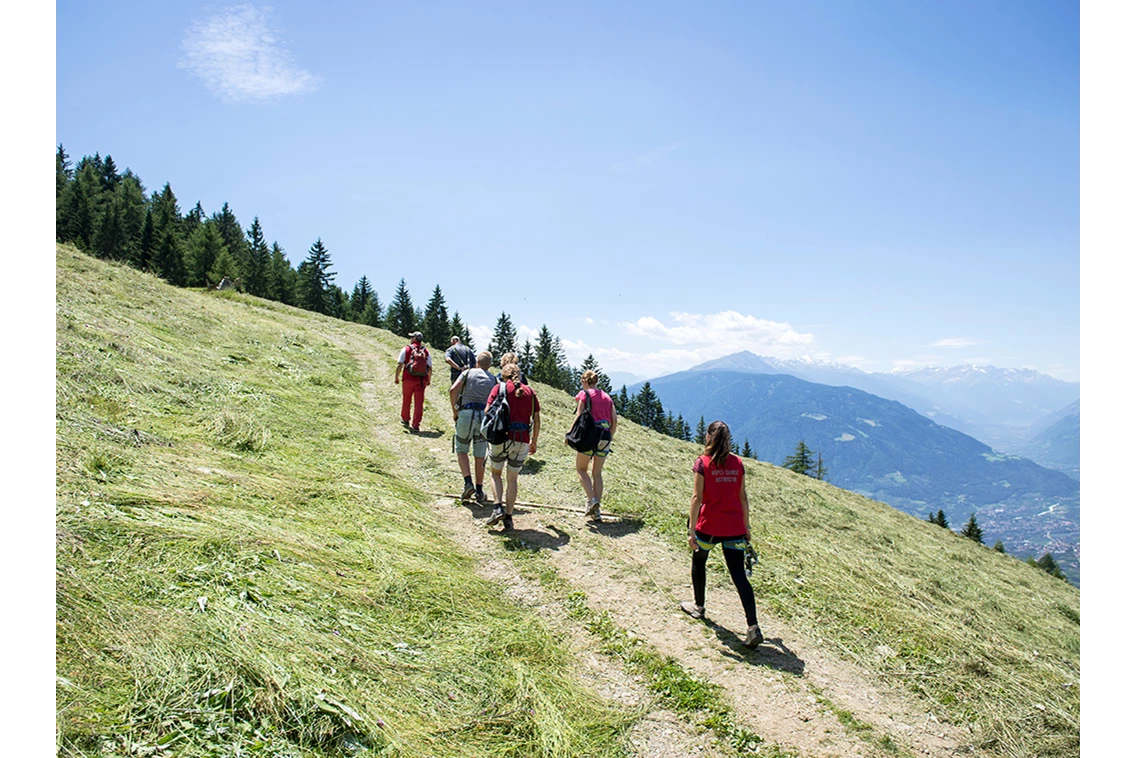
179, 5, 320, 103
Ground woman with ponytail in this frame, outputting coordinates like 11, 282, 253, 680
680, 420, 763, 647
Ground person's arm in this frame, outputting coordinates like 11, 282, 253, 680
688, 472, 704, 552
739, 468, 751, 541
394, 347, 403, 384
445, 350, 461, 371
608, 395, 617, 437
529, 408, 540, 454
449, 374, 465, 420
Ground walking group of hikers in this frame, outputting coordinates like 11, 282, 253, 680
395, 332, 763, 648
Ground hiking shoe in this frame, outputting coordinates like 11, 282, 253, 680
679, 601, 705, 619
461, 482, 476, 501
745, 624, 763, 648
401, 419, 409, 428
487, 505, 505, 527
411, 426, 420, 433
475, 488, 487, 503
502, 514, 514, 531
585, 499, 602, 522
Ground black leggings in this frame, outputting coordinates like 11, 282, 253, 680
691, 531, 757, 626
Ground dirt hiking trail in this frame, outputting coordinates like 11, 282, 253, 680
349, 340, 970, 758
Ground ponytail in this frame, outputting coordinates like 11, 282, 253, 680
703, 420, 732, 465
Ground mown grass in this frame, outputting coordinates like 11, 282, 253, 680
56, 245, 637, 757
415, 339, 1081, 757
58, 244, 1079, 757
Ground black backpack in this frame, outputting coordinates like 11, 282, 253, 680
480, 380, 512, 445
565, 389, 602, 453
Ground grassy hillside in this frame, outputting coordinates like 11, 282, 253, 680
57, 245, 1079, 757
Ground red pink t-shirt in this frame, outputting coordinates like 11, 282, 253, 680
485, 381, 540, 442
692, 454, 746, 536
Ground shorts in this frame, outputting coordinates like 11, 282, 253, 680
581, 421, 613, 458
693, 530, 748, 553
489, 439, 529, 472
454, 409, 486, 457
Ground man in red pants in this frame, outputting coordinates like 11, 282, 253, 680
395, 331, 432, 432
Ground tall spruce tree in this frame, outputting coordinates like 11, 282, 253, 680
695, 416, 707, 442
578, 354, 612, 393
742, 439, 753, 458
184, 201, 205, 237
212, 202, 248, 280
960, 513, 984, 544
814, 449, 827, 480
297, 238, 336, 314
927, 509, 949, 529
614, 385, 629, 416
134, 208, 155, 270
208, 245, 241, 286
184, 221, 225, 287
386, 278, 417, 338
267, 242, 293, 304
782, 440, 816, 476
244, 217, 271, 297
488, 312, 518, 359
153, 228, 186, 286
450, 312, 473, 351
422, 285, 450, 348
56, 144, 73, 240
1035, 553, 1066, 580
350, 276, 377, 322
633, 382, 666, 432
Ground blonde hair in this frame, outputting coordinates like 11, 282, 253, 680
476, 351, 492, 369
581, 370, 598, 388
501, 352, 518, 367
500, 363, 524, 395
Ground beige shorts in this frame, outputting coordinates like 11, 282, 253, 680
489, 440, 529, 472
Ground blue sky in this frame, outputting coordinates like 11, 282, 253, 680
54, 1, 1080, 381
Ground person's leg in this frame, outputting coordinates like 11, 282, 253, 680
505, 467, 519, 513
575, 452, 595, 502
591, 455, 606, 503
457, 452, 472, 478
411, 379, 425, 429
723, 543, 758, 627
400, 380, 413, 423
691, 545, 711, 608
474, 453, 486, 487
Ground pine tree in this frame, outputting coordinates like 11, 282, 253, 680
731, 440, 740, 454
422, 285, 450, 348
1035, 553, 1066, 580
212, 202, 249, 278
993, 539, 1006, 553
742, 439, 753, 458
91, 193, 124, 260
244, 217, 270, 297
518, 340, 536, 377
267, 243, 293, 304
695, 416, 707, 442
960, 513, 984, 544
60, 159, 101, 248
927, 509, 949, 529
208, 245, 241, 286
297, 238, 336, 314
578, 354, 612, 393
117, 172, 148, 265
614, 385, 629, 416
633, 382, 666, 432
150, 183, 183, 256
99, 154, 120, 192
185, 221, 225, 287
350, 276, 377, 322
488, 312, 518, 360
184, 201, 205, 237
814, 449, 827, 480
450, 312, 472, 351
386, 278, 417, 338
134, 207, 155, 271
675, 413, 689, 441
56, 144, 72, 240
153, 228, 186, 286
782, 440, 816, 476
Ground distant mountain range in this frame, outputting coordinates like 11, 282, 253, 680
630, 356, 1080, 584
682, 352, 1080, 455
1009, 400, 1079, 479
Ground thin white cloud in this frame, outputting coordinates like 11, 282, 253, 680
931, 337, 979, 348
637, 142, 682, 165
623, 311, 814, 351
179, 5, 320, 103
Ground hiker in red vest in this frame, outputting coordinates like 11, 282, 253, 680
679, 420, 763, 648
484, 364, 540, 532
395, 331, 432, 433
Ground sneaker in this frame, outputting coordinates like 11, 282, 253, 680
487, 505, 505, 527
585, 498, 602, 522
502, 514, 514, 531
679, 601, 705, 619
461, 482, 476, 501
475, 488, 487, 503
745, 624, 763, 648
